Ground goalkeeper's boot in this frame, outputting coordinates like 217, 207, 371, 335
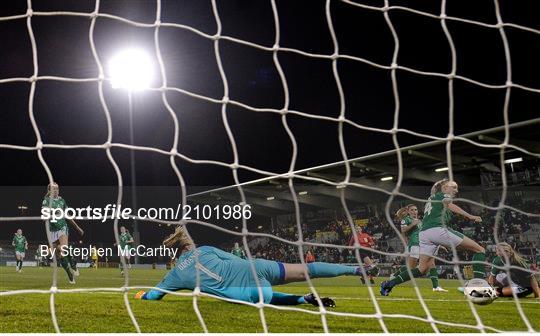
369, 276, 375, 285
360, 276, 366, 285
380, 280, 393, 296
304, 293, 336, 308
432, 287, 448, 292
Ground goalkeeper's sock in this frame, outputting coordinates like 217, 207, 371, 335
472, 252, 486, 278
270, 292, 305, 305
388, 268, 422, 287
429, 268, 439, 288
307, 262, 357, 278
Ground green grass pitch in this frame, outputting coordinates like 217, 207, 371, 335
1, 266, 538, 333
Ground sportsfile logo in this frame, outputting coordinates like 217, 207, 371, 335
41, 203, 252, 222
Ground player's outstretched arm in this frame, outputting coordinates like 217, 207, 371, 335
68, 218, 84, 236
446, 202, 482, 222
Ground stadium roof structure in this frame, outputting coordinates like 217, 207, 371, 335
188, 118, 540, 218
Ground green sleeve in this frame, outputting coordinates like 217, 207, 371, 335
490, 256, 504, 275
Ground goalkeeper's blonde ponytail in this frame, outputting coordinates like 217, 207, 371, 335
163, 225, 195, 254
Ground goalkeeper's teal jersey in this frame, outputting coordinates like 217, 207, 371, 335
144, 246, 283, 303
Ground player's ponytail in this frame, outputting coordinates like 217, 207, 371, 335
496, 242, 528, 268
430, 179, 449, 196
395, 207, 409, 221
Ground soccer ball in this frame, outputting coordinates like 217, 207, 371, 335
463, 278, 497, 305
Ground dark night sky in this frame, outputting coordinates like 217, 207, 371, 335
1, 0, 540, 187
1, 1, 539, 243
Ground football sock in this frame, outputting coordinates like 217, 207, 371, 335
472, 252, 486, 278
307, 262, 357, 278
59, 257, 72, 278
388, 268, 422, 287
429, 268, 439, 288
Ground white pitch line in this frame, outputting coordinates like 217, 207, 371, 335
335, 297, 540, 304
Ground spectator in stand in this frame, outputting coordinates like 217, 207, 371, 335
305, 250, 315, 263
348, 227, 378, 284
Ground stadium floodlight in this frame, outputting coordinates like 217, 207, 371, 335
504, 157, 523, 164
266, 196, 275, 200
109, 48, 154, 90
380, 176, 393, 181
257, 225, 263, 230
435, 167, 449, 172
298, 191, 308, 195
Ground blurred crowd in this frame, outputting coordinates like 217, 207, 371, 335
237, 199, 539, 265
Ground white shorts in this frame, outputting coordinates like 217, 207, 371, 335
408, 245, 420, 259
50, 227, 68, 243
15, 251, 25, 259
495, 273, 531, 296
419, 227, 464, 256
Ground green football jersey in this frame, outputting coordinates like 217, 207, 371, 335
231, 247, 245, 259
119, 232, 133, 249
401, 216, 420, 247
42, 196, 69, 232
490, 256, 532, 288
420, 192, 452, 231
13, 234, 27, 253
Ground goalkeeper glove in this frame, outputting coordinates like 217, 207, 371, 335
304, 293, 336, 308
135, 291, 146, 300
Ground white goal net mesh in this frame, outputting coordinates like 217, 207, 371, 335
0, 0, 539, 333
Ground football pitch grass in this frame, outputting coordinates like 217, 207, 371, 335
1, 266, 538, 333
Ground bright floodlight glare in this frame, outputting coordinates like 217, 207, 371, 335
504, 157, 523, 164
435, 167, 449, 172
109, 49, 153, 90
380, 176, 393, 181
298, 191, 308, 195
266, 196, 275, 201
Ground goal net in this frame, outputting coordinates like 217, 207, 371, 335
0, 0, 539, 333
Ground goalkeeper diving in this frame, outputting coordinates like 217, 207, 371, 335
135, 226, 375, 307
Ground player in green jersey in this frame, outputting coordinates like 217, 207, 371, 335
117, 226, 134, 274
12, 229, 28, 272
42, 182, 84, 284
391, 204, 447, 292
488, 242, 539, 298
231, 242, 246, 259
381, 179, 484, 296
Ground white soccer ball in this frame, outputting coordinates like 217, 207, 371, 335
463, 278, 497, 305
